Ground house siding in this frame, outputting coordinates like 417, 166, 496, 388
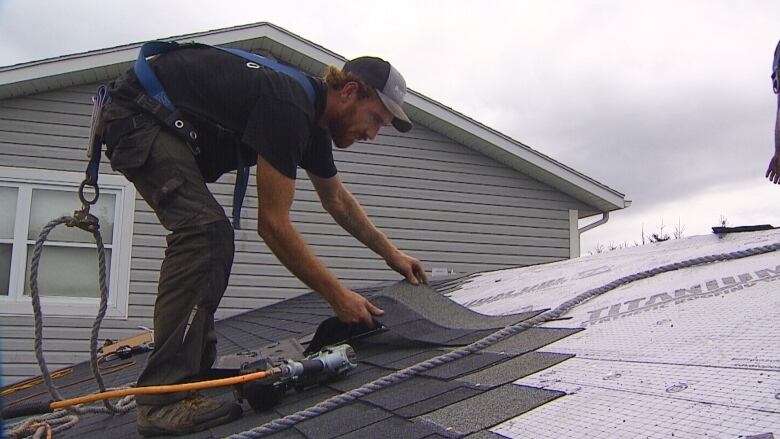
0, 83, 593, 385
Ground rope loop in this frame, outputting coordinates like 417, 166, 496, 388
8, 215, 132, 438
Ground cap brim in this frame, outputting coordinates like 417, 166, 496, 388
377, 90, 413, 133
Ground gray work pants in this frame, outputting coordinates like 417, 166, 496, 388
104, 99, 235, 406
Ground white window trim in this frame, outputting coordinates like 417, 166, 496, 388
0, 166, 135, 319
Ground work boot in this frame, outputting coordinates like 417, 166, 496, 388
136, 394, 242, 437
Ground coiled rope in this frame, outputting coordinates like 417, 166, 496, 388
227, 242, 780, 438
5, 216, 135, 439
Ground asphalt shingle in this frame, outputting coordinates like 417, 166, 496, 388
420, 384, 564, 435
479, 327, 582, 355
393, 386, 483, 418
419, 352, 511, 380
337, 416, 438, 439
361, 376, 463, 411
377, 282, 541, 330
459, 351, 574, 389
292, 401, 392, 438
325, 365, 394, 393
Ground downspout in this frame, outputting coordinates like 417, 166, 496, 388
579, 211, 610, 234
569, 211, 610, 258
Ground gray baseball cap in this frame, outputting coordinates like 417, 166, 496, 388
343, 56, 413, 133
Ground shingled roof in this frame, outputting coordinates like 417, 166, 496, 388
4, 228, 780, 438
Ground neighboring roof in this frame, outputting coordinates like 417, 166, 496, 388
0, 22, 629, 214
4, 228, 779, 438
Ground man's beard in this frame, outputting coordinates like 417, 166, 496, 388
328, 104, 357, 148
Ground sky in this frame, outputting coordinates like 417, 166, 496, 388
1, 0, 779, 255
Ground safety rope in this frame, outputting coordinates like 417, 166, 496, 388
5, 216, 136, 439
227, 241, 780, 438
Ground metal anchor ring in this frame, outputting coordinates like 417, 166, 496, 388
78, 180, 100, 206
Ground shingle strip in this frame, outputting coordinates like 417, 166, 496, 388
479, 327, 582, 355
394, 386, 483, 418
292, 401, 391, 438
361, 376, 463, 411
420, 384, 563, 435
419, 352, 510, 380
338, 416, 439, 439
377, 282, 539, 330
459, 351, 574, 389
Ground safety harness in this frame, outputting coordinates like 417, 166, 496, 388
131, 41, 316, 228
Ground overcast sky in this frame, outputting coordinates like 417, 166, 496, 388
1, 0, 779, 254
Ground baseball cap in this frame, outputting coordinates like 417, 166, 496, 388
343, 56, 413, 133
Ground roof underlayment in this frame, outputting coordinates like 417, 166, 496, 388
3, 228, 780, 438
447, 228, 780, 438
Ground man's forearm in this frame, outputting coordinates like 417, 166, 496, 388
259, 218, 345, 305
331, 190, 398, 259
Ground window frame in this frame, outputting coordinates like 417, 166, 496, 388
0, 166, 135, 319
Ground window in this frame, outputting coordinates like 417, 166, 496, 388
0, 166, 135, 318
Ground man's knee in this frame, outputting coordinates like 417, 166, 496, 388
208, 219, 235, 258
201, 220, 235, 309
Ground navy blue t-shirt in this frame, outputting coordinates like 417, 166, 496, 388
116, 44, 337, 182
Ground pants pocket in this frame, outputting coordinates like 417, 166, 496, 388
106, 122, 160, 178
152, 169, 185, 208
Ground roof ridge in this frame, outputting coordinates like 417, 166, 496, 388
0, 21, 279, 71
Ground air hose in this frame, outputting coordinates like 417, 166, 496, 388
226, 241, 780, 438
1, 368, 281, 420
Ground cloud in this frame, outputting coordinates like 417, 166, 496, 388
1, 0, 778, 256
580, 176, 780, 253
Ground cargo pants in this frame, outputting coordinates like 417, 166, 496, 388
103, 88, 235, 406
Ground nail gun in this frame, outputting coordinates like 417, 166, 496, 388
231, 343, 358, 412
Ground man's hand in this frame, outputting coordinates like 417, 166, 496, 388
386, 251, 428, 286
767, 154, 780, 184
329, 289, 384, 326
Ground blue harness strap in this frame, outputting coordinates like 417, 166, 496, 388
133, 42, 181, 111
218, 46, 314, 102
133, 41, 315, 228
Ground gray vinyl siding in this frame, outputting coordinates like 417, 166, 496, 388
0, 84, 593, 385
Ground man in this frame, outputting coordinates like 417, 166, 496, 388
101, 43, 427, 436
766, 39, 780, 184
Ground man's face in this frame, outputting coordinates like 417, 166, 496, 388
329, 87, 393, 148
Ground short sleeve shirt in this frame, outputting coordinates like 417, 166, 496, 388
127, 44, 337, 181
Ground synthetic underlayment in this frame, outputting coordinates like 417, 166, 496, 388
446, 229, 780, 438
